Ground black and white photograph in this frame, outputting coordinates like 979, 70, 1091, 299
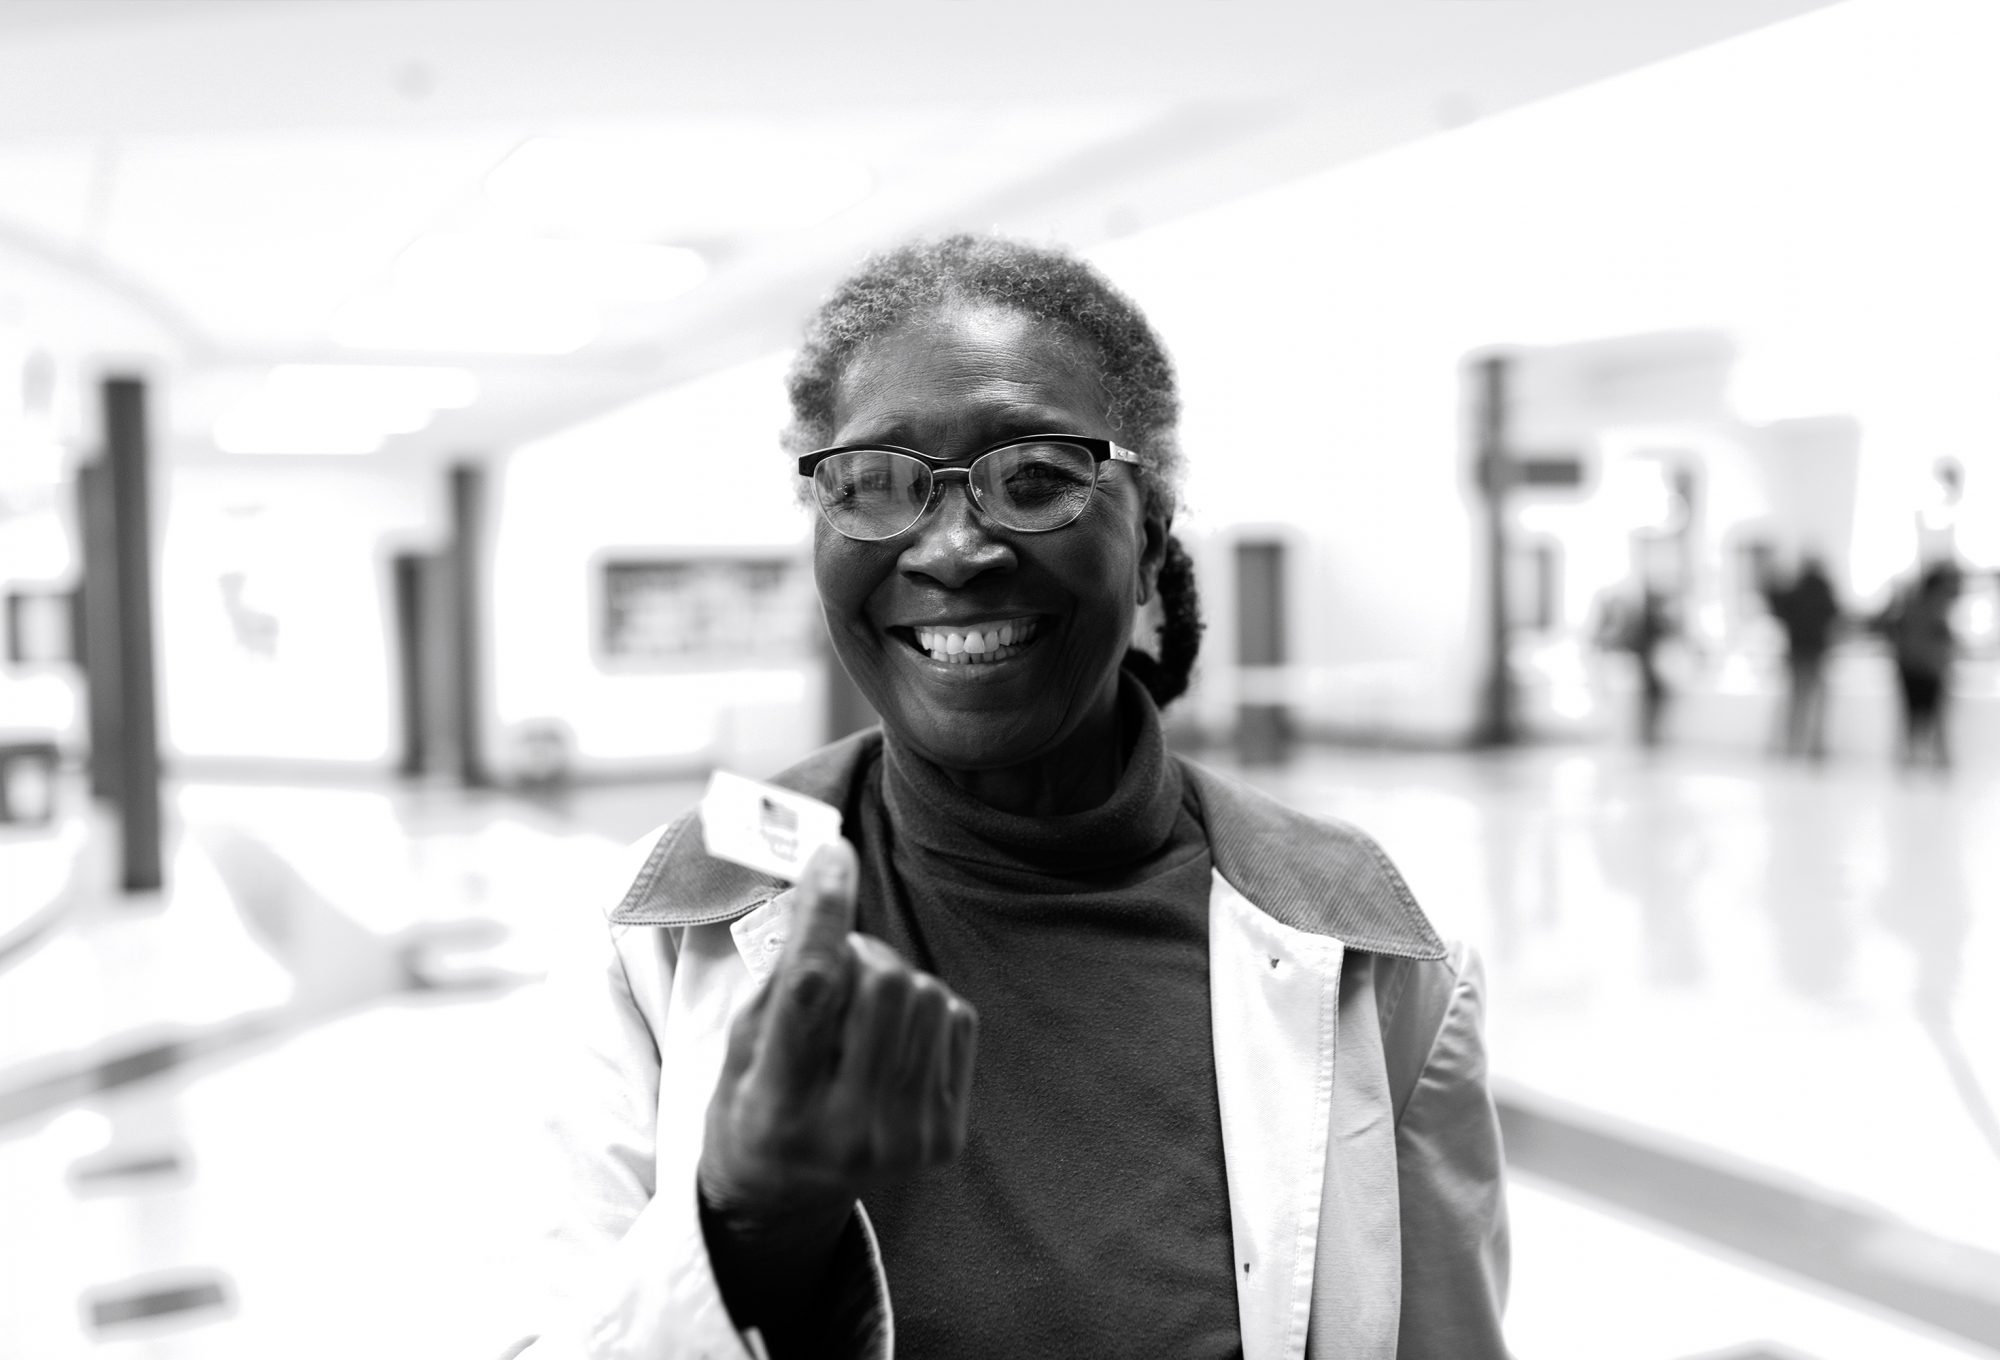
1, 2, 1996, 1357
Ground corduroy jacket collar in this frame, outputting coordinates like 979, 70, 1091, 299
609, 728, 1444, 962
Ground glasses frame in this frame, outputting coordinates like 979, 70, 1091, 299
797, 433, 1142, 541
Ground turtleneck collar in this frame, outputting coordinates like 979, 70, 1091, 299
879, 673, 1183, 882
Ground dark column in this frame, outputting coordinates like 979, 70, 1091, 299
1234, 538, 1290, 764
1472, 354, 1517, 748
76, 460, 124, 801
447, 463, 490, 788
104, 378, 163, 891
390, 550, 461, 778
390, 552, 426, 777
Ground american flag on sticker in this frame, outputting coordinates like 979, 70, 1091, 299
700, 770, 843, 882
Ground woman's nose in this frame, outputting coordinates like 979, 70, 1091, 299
897, 481, 1014, 587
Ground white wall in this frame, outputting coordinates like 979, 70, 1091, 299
489, 350, 824, 778
1088, 0, 2000, 743
160, 461, 442, 764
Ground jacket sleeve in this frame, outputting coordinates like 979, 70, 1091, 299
504, 910, 752, 1360
1390, 944, 1511, 1359
505, 839, 891, 1360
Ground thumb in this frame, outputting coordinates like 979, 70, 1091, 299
761, 839, 859, 1080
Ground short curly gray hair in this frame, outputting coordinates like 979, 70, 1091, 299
782, 234, 1185, 520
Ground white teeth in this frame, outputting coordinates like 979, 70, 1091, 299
911, 618, 1039, 663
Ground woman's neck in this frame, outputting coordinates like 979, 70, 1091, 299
923, 684, 1133, 818
938, 739, 1122, 818
878, 673, 1179, 882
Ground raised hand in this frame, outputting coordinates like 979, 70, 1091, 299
696, 839, 977, 1340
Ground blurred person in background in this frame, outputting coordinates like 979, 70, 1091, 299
1761, 552, 1844, 760
1880, 561, 1961, 772
1593, 576, 1680, 749
513, 237, 1509, 1359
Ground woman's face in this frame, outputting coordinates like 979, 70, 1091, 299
814, 302, 1167, 778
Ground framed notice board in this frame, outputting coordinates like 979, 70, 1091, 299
5, 587, 80, 667
596, 553, 818, 669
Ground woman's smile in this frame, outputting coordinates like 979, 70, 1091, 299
899, 616, 1044, 666
813, 301, 1165, 786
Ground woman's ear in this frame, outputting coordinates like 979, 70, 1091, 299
1137, 510, 1170, 606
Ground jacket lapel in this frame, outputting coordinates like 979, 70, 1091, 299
1307, 951, 1403, 1359
1209, 871, 1342, 1360
1211, 868, 1407, 1360
1185, 754, 1438, 1357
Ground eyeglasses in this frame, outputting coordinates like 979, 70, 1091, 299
798, 434, 1141, 542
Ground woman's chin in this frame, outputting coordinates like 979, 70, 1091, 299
887, 708, 1058, 775
845, 631, 1126, 778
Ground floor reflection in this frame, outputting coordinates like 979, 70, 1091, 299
1588, 768, 1711, 988
1, 752, 1996, 1357
1758, 773, 1864, 1003
1874, 796, 2000, 1166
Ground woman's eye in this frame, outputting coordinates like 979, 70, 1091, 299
1005, 461, 1086, 490
834, 469, 891, 499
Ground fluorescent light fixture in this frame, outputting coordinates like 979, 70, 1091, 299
330, 289, 598, 355
484, 135, 872, 239
266, 364, 479, 411
215, 402, 386, 456
395, 234, 707, 305
214, 364, 481, 454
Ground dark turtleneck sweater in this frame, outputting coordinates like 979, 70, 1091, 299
844, 682, 1243, 1358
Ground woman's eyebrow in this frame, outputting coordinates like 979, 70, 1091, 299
858, 409, 1087, 449
987, 410, 1087, 438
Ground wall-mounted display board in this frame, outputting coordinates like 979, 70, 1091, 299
4, 587, 77, 667
597, 553, 818, 670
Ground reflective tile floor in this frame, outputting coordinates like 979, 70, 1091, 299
1210, 746, 2000, 1265
2, 743, 1996, 1358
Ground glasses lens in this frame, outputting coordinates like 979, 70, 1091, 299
973, 441, 1099, 531
814, 450, 931, 540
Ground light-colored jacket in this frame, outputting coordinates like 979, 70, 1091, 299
516, 733, 1509, 1359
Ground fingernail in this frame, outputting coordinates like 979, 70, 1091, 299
793, 967, 830, 1010
813, 846, 850, 894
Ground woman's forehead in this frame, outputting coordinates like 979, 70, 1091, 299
831, 304, 1110, 440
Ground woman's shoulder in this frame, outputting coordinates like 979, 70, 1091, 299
1175, 754, 1447, 962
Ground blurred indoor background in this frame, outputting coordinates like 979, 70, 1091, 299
2, 1, 1997, 1356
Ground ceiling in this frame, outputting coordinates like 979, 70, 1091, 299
0, 0, 1844, 464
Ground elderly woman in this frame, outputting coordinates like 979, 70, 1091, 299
522, 237, 1508, 1359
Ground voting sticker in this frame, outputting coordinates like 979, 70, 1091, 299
699, 770, 844, 882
